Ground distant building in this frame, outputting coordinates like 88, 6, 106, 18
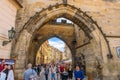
64, 44, 72, 60
36, 40, 64, 64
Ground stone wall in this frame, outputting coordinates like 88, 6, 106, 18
16, 0, 120, 35
27, 23, 75, 65
14, 0, 120, 80
16, 0, 120, 62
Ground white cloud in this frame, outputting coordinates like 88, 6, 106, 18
48, 40, 65, 52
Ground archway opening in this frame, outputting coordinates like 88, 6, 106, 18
35, 37, 72, 65
21, 13, 103, 80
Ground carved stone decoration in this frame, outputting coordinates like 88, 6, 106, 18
63, 0, 67, 4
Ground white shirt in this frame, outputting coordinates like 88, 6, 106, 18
0, 72, 6, 80
7, 70, 14, 80
51, 67, 56, 73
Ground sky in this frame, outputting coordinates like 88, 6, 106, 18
48, 37, 65, 52
48, 18, 72, 52
56, 17, 73, 24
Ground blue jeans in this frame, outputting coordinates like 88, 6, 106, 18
51, 73, 55, 80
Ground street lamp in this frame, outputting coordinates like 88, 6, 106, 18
8, 27, 16, 40
2, 27, 16, 46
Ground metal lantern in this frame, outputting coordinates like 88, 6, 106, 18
8, 27, 15, 40
2, 27, 16, 46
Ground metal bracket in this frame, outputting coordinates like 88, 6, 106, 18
2, 40, 11, 46
107, 54, 113, 59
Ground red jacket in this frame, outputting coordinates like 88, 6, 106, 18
60, 66, 64, 72
0, 64, 5, 72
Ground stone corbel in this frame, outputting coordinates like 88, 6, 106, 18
11, 53, 18, 59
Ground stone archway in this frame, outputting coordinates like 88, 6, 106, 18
27, 22, 76, 66
35, 36, 73, 64
12, 3, 112, 80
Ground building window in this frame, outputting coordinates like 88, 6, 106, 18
116, 46, 120, 58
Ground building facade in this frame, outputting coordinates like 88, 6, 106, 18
36, 40, 64, 64
0, 0, 21, 59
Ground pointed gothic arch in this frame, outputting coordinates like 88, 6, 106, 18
12, 3, 112, 79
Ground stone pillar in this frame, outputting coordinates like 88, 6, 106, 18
102, 75, 118, 80
11, 30, 32, 80
86, 72, 94, 80
14, 59, 26, 80
101, 62, 118, 80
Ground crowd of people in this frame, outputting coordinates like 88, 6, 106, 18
0, 59, 85, 80
23, 63, 85, 80
0, 60, 14, 80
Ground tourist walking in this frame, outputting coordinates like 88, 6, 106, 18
68, 65, 73, 80
37, 65, 40, 76
23, 63, 37, 80
40, 66, 44, 77
3, 64, 8, 80
33, 65, 38, 73
56, 66, 59, 80
50, 64, 56, 80
0, 59, 5, 72
7, 65, 14, 80
74, 66, 84, 80
61, 68, 68, 80
60, 63, 64, 79
44, 65, 49, 80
